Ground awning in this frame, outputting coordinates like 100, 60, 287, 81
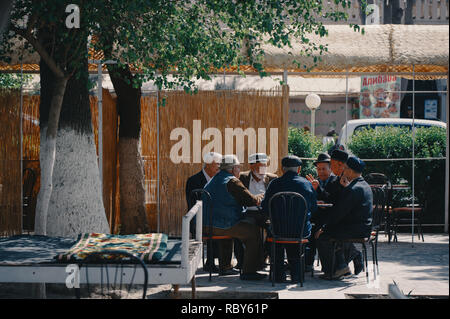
1, 24, 448, 79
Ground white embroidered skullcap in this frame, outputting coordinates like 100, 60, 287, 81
203, 152, 222, 164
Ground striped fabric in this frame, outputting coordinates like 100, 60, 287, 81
56, 233, 168, 263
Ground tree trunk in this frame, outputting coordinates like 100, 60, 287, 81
107, 64, 150, 234
34, 70, 68, 235
36, 43, 109, 238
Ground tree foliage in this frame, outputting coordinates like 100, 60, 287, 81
287, 127, 324, 177
91, 0, 366, 92
0, 73, 31, 88
1, 0, 368, 91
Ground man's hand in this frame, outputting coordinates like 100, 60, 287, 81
314, 228, 324, 239
306, 174, 320, 191
255, 193, 264, 206
340, 175, 351, 187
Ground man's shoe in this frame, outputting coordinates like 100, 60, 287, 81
203, 263, 219, 273
318, 273, 332, 280
352, 252, 364, 275
219, 268, 240, 276
240, 272, 267, 281
332, 266, 351, 279
273, 272, 287, 283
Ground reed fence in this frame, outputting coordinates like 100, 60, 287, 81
0, 88, 288, 236
0, 89, 22, 235
142, 89, 288, 235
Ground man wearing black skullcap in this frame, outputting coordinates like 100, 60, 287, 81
304, 152, 333, 271
260, 155, 317, 283
304, 149, 347, 268
307, 149, 348, 205
315, 156, 373, 279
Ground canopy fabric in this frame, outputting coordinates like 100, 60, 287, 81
1, 24, 448, 79
259, 24, 448, 79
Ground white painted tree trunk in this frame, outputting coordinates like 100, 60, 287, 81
45, 127, 110, 238
34, 127, 56, 235
34, 76, 68, 236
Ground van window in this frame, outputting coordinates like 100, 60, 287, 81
353, 123, 432, 134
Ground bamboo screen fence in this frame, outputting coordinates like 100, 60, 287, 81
0, 89, 118, 235
141, 88, 289, 235
0, 90, 22, 236
0, 88, 288, 236
21, 94, 40, 232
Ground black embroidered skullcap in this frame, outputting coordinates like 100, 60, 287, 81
330, 149, 349, 163
281, 155, 302, 168
346, 156, 365, 173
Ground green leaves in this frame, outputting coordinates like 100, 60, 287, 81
288, 127, 324, 177
91, 0, 362, 90
3, 1, 365, 93
0, 73, 32, 89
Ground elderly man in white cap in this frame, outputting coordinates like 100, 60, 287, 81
185, 152, 222, 211
203, 154, 267, 280
240, 153, 278, 198
185, 151, 223, 273
235, 153, 277, 269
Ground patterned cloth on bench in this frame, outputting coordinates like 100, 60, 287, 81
56, 233, 168, 263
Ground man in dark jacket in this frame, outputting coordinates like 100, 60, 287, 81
261, 155, 317, 283
304, 152, 333, 270
307, 149, 348, 204
306, 149, 363, 273
315, 156, 373, 279
185, 152, 222, 210
185, 152, 222, 273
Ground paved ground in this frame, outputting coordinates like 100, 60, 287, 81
0, 233, 447, 299
175, 233, 449, 299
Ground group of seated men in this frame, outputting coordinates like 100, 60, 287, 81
185, 148, 373, 282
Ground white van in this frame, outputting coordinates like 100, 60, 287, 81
337, 118, 447, 148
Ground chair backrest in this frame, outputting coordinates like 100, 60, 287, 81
366, 172, 392, 215
190, 188, 213, 232
371, 186, 386, 231
22, 168, 36, 203
76, 250, 148, 299
365, 173, 390, 187
268, 192, 308, 241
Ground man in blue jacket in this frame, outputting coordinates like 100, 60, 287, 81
261, 155, 317, 283
203, 155, 266, 280
315, 156, 373, 279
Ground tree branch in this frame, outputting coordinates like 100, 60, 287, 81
11, 25, 65, 78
